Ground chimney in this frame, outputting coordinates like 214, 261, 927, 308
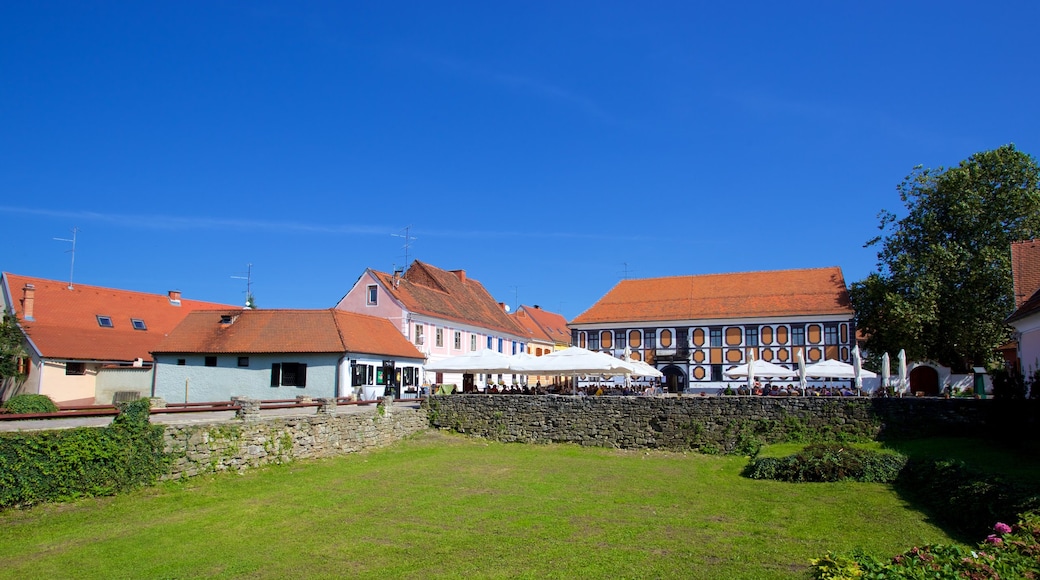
452, 270, 466, 283
498, 302, 507, 311
21, 284, 35, 320
168, 290, 182, 305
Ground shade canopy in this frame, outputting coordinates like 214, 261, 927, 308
724, 358, 798, 378
625, 358, 664, 378
423, 349, 515, 374
804, 358, 877, 379
511, 346, 638, 376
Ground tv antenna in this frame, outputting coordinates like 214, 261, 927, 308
392, 225, 417, 267
53, 227, 78, 290
510, 285, 521, 312
231, 263, 254, 308
620, 262, 634, 280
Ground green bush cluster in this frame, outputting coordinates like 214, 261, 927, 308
743, 443, 907, 483
812, 512, 1040, 579
2, 393, 58, 414
895, 458, 1040, 538
0, 399, 170, 508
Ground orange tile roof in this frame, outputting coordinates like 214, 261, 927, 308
153, 308, 424, 359
1008, 287, 1040, 324
2, 273, 237, 363
372, 261, 526, 337
571, 267, 853, 325
1012, 239, 1040, 308
513, 305, 570, 344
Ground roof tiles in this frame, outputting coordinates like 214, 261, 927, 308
2, 273, 237, 363
571, 267, 852, 325
153, 308, 424, 359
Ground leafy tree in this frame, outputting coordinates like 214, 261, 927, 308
851, 145, 1040, 372
0, 313, 28, 394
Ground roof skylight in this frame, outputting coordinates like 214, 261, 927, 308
96, 315, 114, 328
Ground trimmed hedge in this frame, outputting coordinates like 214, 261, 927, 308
3, 393, 58, 414
0, 399, 170, 508
743, 443, 907, 483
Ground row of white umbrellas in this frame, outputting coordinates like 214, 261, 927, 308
424, 347, 664, 378
722, 347, 909, 393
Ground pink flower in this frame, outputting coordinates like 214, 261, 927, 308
994, 522, 1012, 535
985, 534, 1003, 545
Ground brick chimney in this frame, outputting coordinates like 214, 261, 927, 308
21, 284, 35, 320
452, 270, 466, 283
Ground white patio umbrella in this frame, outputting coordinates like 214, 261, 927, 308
511, 346, 638, 376
897, 349, 908, 394
746, 351, 755, 393
804, 359, 877, 379
852, 345, 864, 390
623, 346, 663, 379
724, 357, 799, 379
423, 349, 515, 374
796, 350, 807, 391
880, 352, 891, 392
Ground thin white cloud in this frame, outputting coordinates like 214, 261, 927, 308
0, 205, 651, 242
417, 53, 617, 124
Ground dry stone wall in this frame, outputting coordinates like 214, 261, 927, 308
162, 398, 427, 480
426, 395, 1039, 451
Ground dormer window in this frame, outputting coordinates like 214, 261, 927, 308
96, 315, 114, 328
131, 318, 147, 331
220, 315, 234, 325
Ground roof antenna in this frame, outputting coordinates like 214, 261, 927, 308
392, 225, 417, 267
53, 227, 78, 290
231, 263, 254, 308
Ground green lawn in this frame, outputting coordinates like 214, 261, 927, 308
0, 432, 963, 579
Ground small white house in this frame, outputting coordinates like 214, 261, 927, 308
151, 308, 425, 403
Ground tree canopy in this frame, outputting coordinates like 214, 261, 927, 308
850, 144, 1040, 372
0, 313, 28, 395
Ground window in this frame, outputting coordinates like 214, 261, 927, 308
745, 327, 759, 347
96, 315, 114, 328
177, 359, 186, 366
588, 331, 600, 350
454, 331, 462, 350
470, 334, 477, 351
824, 324, 839, 345
512, 341, 517, 355
66, 362, 86, 375
497, 338, 503, 353
791, 326, 805, 346
435, 328, 444, 348
615, 330, 625, 349
205, 356, 217, 367
366, 285, 378, 305
487, 336, 493, 349
710, 327, 722, 347
271, 362, 307, 387
351, 362, 373, 386
710, 364, 723, 382
414, 324, 424, 345
644, 329, 656, 349
130, 318, 147, 331
237, 357, 249, 367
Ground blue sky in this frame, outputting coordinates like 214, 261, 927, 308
2, 2, 1038, 320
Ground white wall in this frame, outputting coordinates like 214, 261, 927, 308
153, 353, 340, 403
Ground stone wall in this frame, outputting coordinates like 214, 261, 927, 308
161, 397, 427, 480
426, 395, 1040, 451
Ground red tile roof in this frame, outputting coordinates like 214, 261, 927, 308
513, 305, 570, 344
2, 273, 237, 363
571, 267, 853, 325
1008, 287, 1040, 324
153, 308, 424, 359
372, 261, 526, 337
1012, 239, 1040, 308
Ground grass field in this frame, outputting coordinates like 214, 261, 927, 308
0, 431, 977, 579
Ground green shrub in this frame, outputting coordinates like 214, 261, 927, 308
812, 512, 1040, 580
743, 443, 907, 483
3, 393, 58, 414
0, 399, 169, 508
895, 458, 1040, 538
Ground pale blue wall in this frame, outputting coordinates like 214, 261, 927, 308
153, 353, 340, 403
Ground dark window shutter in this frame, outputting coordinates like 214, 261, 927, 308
271, 363, 281, 387
295, 363, 307, 387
